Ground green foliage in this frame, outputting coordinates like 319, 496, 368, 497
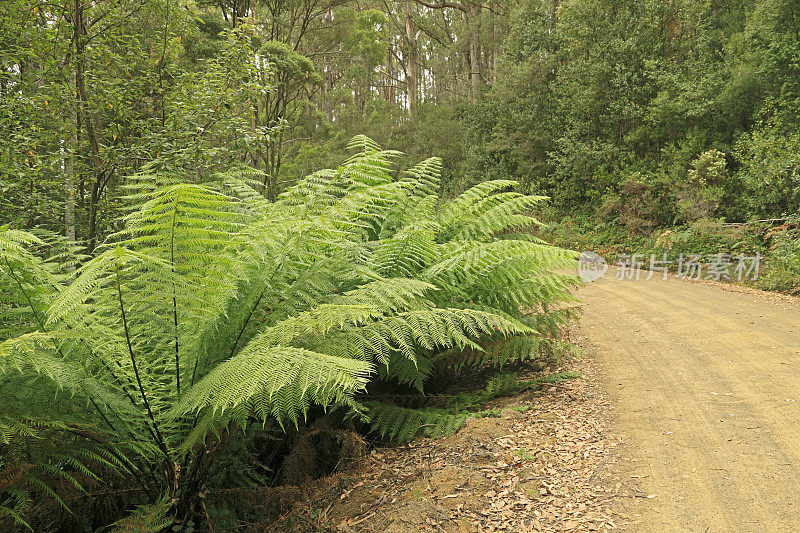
110, 497, 174, 533
755, 220, 800, 294
537, 216, 650, 260
5, 0, 800, 260
0, 137, 576, 528
0, 0, 273, 248
735, 115, 800, 217
649, 219, 766, 259
467, 0, 800, 225
0, 415, 129, 531
366, 403, 468, 442
367, 371, 580, 443
676, 150, 728, 223
461, 371, 581, 409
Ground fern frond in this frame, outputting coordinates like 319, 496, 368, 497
366, 402, 467, 443
169, 346, 372, 428
374, 351, 433, 391
432, 334, 549, 370
0, 226, 46, 255
320, 308, 533, 367
110, 496, 173, 533
0, 487, 33, 530
0, 333, 102, 397
46, 247, 178, 326
330, 278, 436, 312
369, 227, 439, 277
276, 169, 345, 208
259, 278, 436, 347
426, 240, 577, 284
453, 192, 547, 240
0, 227, 62, 311
345, 134, 382, 154
401, 157, 442, 197
439, 180, 519, 226
342, 150, 402, 186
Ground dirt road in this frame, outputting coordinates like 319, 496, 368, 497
576, 274, 800, 532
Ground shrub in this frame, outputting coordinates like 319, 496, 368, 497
755, 221, 800, 293
599, 176, 659, 234
735, 117, 800, 217
649, 218, 764, 258
676, 149, 728, 223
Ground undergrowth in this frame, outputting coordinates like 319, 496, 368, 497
540, 214, 800, 294
367, 371, 580, 442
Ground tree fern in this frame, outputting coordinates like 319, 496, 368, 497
0, 136, 578, 528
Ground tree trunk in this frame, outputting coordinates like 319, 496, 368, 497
73, 0, 104, 252
404, 5, 418, 109
65, 102, 76, 243
387, 42, 395, 104
469, 3, 480, 103
27, 177, 35, 228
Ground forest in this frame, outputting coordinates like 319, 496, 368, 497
1, 0, 799, 530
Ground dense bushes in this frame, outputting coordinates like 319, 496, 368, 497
755, 219, 800, 294
648, 219, 765, 258
464, 0, 800, 227
541, 213, 800, 294
0, 138, 577, 530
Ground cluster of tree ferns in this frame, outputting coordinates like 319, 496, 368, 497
0, 139, 578, 529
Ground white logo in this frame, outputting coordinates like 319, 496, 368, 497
578, 251, 608, 282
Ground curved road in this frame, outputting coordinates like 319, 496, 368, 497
576, 274, 800, 532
